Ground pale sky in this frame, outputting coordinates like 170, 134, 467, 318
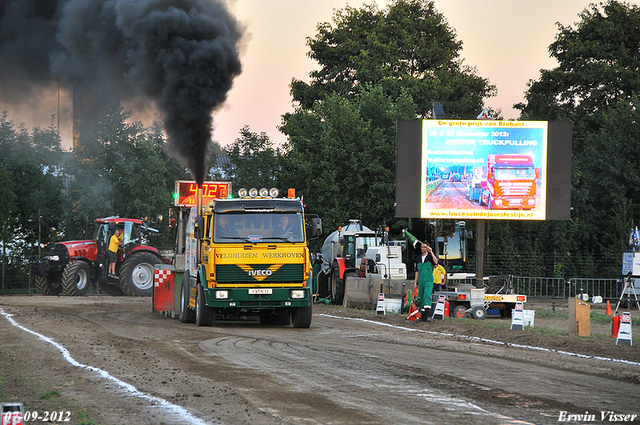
214, 0, 610, 147
6, 0, 625, 151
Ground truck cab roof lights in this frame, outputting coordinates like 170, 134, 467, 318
237, 188, 281, 199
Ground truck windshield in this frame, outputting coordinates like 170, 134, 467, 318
495, 167, 535, 180
213, 212, 305, 243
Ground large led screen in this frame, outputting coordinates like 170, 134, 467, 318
396, 119, 572, 220
420, 120, 548, 220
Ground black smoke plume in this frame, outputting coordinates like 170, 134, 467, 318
0, 0, 243, 184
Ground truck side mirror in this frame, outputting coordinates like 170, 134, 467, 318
194, 216, 205, 239
310, 217, 322, 239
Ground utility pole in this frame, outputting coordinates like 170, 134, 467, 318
476, 220, 484, 288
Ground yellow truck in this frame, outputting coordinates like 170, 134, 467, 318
178, 187, 322, 328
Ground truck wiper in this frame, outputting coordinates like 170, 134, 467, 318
268, 236, 296, 243
217, 236, 257, 245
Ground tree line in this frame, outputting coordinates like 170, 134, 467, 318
2, 0, 639, 289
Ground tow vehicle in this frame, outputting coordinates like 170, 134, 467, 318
177, 185, 322, 327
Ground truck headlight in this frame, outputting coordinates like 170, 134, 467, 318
215, 290, 230, 299
47, 255, 60, 262
290, 290, 306, 299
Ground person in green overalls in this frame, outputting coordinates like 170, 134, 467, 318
413, 241, 438, 321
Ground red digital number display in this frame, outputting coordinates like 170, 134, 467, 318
175, 181, 231, 207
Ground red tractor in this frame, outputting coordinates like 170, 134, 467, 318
33, 217, 166, 296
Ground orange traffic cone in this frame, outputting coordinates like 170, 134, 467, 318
606, 300, 612, 316
407, 302, 421, 322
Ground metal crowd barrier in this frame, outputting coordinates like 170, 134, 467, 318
446, 276, 621, 300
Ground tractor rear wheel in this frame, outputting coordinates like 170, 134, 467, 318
119, 252, 160, 296
331, 263, 345, 305
317, 271, 330, 299
61, 261, 91, 296
35, 275, 63, 295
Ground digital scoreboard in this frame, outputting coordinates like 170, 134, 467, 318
174, 181, 231, 207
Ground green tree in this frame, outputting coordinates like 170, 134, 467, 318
515, 1, 640, 275
291, 0, 495, 118
280, 86, 417, 238
0, 168, 16, 289
221, 126, 280, 190
280, 0, 495, 241
63, 102, 188, 242
0, 112, 64, 271
516, 1, 640, 145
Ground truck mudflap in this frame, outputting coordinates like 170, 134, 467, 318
202, 286, 312, 309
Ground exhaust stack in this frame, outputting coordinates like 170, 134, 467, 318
197, 185, 203, 215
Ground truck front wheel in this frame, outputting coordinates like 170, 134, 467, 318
35, 275, 63, 296
119, 252, 160, 296
61, 261, 91, 296
292, 304, 313, 328
195, 284, 215, 326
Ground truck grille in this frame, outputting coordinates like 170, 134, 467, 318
497, 182, 533, 196
216, 264, 304, 283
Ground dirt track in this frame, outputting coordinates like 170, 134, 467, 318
1, 295, 639, 425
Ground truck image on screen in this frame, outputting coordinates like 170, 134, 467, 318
468, 154, 540, 210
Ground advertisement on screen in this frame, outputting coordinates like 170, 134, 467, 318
421, 120, 548, 220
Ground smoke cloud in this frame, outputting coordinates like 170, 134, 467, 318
0, 0, 243, 184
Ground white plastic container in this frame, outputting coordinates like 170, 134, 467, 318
469, 288, 485, 306
523, 310, 535, 327
384, 298, 402, 314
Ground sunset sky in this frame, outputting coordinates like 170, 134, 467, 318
3, 0, 624, 151
214, 0, 609, 147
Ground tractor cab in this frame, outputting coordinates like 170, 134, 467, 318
339, 233, 379, 270
93, 217, 159, 284
94, 219, 145, 248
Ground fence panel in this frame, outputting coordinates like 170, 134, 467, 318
511, 276, 566, 298
565, 278, 620, 301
